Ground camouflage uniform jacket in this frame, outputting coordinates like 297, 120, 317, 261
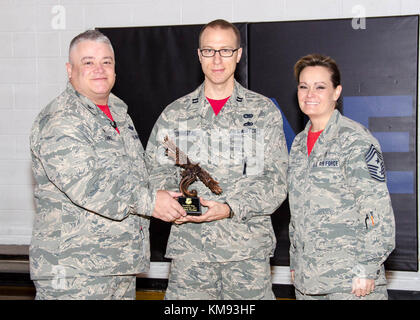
145, 80, 288, 262
30, 82, 154, 280
288, 109, 395, 294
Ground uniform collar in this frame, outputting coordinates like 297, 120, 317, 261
320, 109, 341, 141
300, 109, 341, 156
66, 82, 127, 123
188, 80, 246, 118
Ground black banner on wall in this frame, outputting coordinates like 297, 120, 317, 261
248, 16, 418, 272
100, 15, 418, 272
99, 23, 248, 262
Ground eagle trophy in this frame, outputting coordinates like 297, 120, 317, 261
162, 135, 223, 197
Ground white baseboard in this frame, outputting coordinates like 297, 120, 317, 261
138, 262, 170, 279
139, 262, 420, 292
386, 270, 420, 291
0, 236, 31, 245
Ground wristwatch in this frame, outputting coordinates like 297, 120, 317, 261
224, 202, 234, 219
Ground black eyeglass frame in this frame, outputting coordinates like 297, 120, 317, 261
199, 48, 240, 57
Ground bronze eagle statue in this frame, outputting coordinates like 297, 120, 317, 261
162, 136, 223, 197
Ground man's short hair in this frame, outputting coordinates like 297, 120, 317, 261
198, 19, 241, 48
69, 29, 114, 60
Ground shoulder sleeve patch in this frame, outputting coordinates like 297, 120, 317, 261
365, 144, 386, 182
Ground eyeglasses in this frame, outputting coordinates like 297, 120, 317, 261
199, 48, 240, 57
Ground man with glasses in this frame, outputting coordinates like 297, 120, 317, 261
146, 19, 288, 299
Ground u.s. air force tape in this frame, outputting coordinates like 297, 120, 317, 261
365, 144, 385, 182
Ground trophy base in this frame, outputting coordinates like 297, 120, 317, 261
178, 196, 201, 215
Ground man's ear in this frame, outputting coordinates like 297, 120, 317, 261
66, 62, 72, 79
197, 48, 203, 64
236, 47, 243, 64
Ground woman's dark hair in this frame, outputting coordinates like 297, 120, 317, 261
294, 53, 341, 88
294, 53, 342, 109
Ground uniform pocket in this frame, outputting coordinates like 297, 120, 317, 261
310, 166, 343, 186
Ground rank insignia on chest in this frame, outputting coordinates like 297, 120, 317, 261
365, 144, 385, 182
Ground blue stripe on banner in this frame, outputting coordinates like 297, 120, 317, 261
270, 98, 295, 153
343, 95, 412, 127
372, 132, 410, 152
386, 171, 414, 194
343, 95, 414, 194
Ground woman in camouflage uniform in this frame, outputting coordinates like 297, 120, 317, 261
288, 54, 395, 300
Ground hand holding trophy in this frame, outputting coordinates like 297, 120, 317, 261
162, 136, 222, 215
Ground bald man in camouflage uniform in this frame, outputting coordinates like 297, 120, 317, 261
146, 20, 288, 300
288, 109, 395, 300
29, 30, 185, 300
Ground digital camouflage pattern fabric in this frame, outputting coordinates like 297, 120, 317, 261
165, 257, 275, 300
145, 80, 289, 263
33, 275, 136, 300
30, 82, 154, 280
288, 109, 395, 295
